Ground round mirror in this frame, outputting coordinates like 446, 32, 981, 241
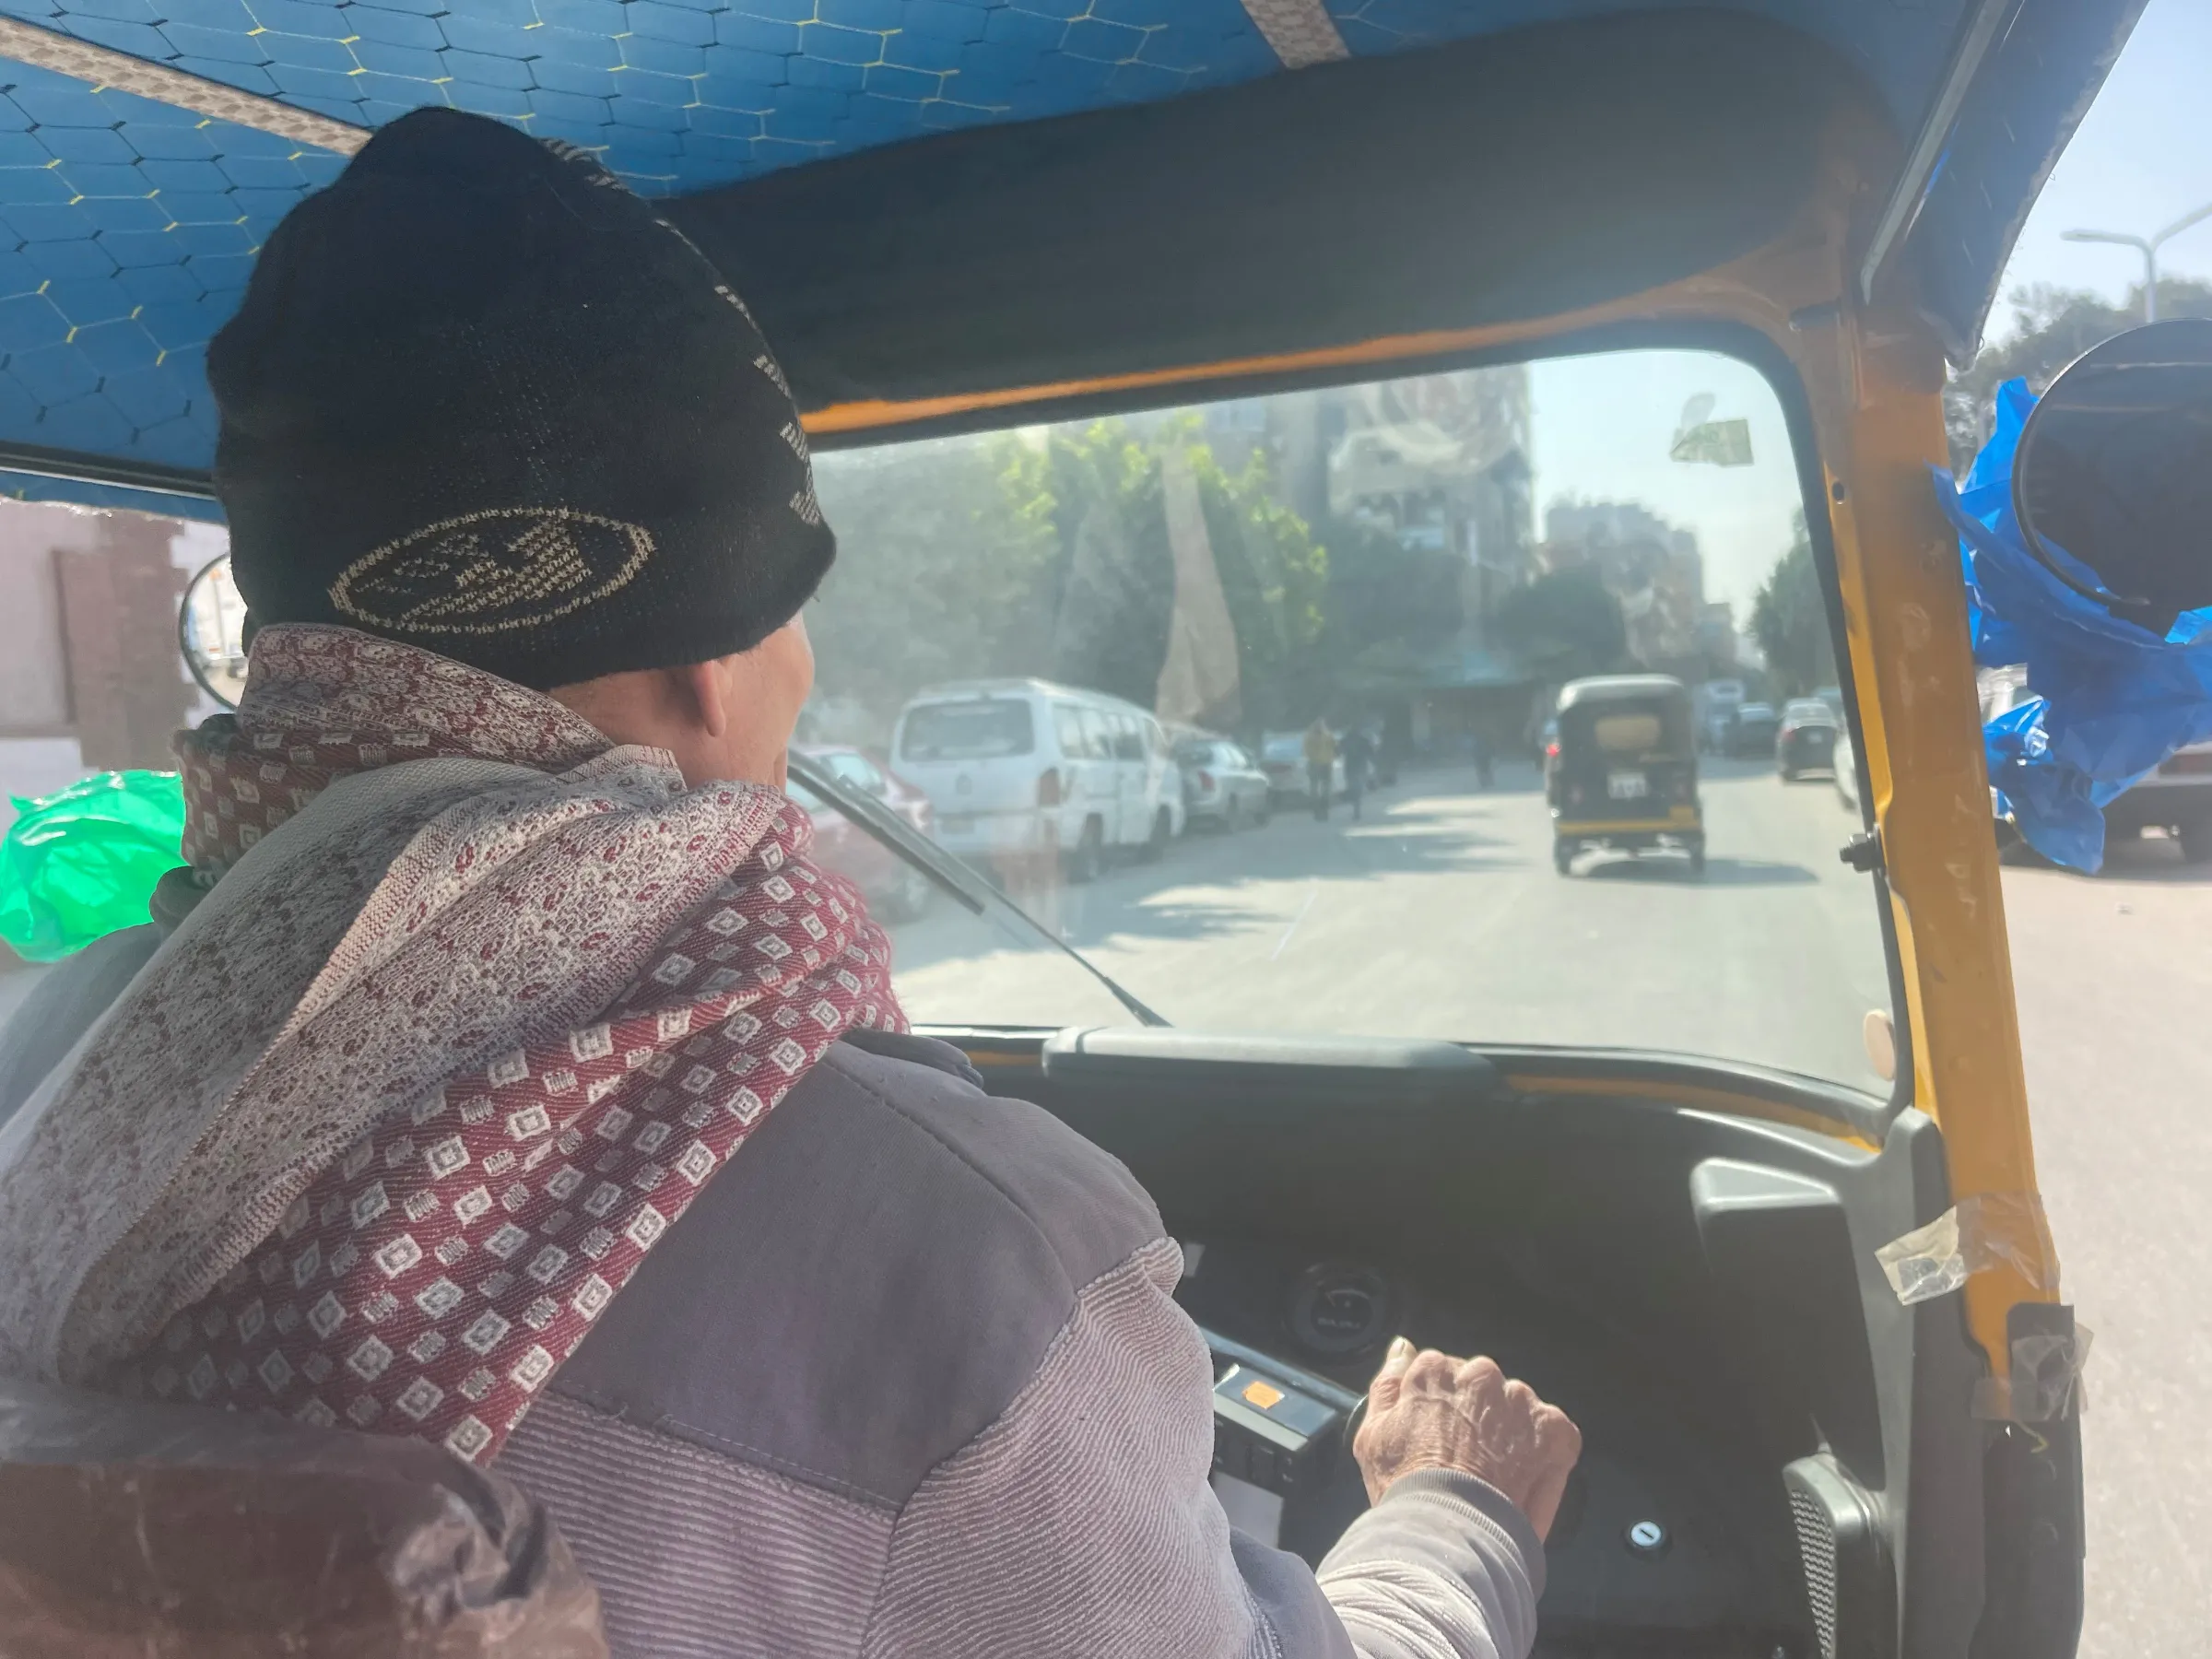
2013, 317, 2212, 632
179, 553, 248, 709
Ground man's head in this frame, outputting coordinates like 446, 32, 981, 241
207, 109, 833, 782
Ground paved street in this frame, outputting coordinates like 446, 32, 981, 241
888, 758, 1895, 1090
2000, 835, 2212, 1657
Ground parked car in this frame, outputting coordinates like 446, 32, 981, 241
1258, 731, 1346, 803
1174, 735, 1272, 830
1776, 698, 1840, 781
1981, 666, 2212, 864
891, 680, 1184, 883
1727, 702, 1779, 757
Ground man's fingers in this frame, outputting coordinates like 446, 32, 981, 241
1368, 1335, 1416, 1413
1452, 1354, 1506, 1392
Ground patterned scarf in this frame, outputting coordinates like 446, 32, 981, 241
0, 626, 902, 1465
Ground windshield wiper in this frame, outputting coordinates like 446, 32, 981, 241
782, 750, 1169, 1029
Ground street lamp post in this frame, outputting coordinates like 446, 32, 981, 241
2064, 201, 2212, 323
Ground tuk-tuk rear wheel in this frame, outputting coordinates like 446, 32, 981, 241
1553, 841, 1575, 876
1688, 838, 1707, 877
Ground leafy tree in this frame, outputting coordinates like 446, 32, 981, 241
1493, 566, 1627, 681
1190, 439, 1331, 730
1319, 512, 1464, 657
1749, 512, 1836, 698
805, 432, 1057, 733
1016, 418, 1175, 709
807, 416, 1339, 741
1947, 278, 2212, 471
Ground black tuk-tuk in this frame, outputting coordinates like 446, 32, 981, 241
1548, 676, 1704, 876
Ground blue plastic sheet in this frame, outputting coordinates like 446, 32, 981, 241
1934, 379, 2212, 872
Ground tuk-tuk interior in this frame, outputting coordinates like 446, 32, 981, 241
0, 2, 2133, 1655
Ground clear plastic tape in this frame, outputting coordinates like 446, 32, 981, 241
1876, 1192, 2060, 1306
1973, 1325, 2094, 1423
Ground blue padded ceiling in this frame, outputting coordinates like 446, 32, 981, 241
0, 0, 1990, 495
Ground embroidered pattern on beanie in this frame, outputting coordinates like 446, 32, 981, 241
329, 507, 654, 636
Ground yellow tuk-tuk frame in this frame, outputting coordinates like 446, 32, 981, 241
795, 100, 2055, 1397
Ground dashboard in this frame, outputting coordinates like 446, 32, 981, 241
959, 1026, 1990, 1659
1178, 1237, 1792, 1654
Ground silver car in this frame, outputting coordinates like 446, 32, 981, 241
1175, 736, 1273, 830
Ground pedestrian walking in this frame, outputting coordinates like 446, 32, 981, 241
1342, 726, 1375, 820
1303, 718, 1338, 819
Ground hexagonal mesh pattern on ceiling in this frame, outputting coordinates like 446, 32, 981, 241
0, 0, 1281, 481
0, 0, 1968, 488
0, 60, 341, 470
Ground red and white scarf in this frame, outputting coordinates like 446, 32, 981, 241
0, 625, 902, 1465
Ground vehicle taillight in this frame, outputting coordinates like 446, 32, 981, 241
1037, 769, 1062, 807
1197, 770, 1215, 790
1546, 742, 1559, 760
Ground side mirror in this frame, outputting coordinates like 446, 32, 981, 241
178, 554, 247, 710
2013, 317, 2212, 633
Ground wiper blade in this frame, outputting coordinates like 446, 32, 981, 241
782, 750, 1169, 1029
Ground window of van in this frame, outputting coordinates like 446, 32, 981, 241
1079, 707, 1113, 761
1053, 704, 1088, 758
1111, 714, 1145, 762
899, 700, 1034, 761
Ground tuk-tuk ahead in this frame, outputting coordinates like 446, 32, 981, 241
1548, 676, 1703, 876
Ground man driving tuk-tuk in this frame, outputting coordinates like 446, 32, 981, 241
0, 2, 2164, 1655
1546, 676, 1704, 877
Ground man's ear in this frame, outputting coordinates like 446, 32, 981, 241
674, 660, 732, 741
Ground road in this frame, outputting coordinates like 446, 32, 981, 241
2001, 833, 2212, 1657
888, 757, 1895, 1090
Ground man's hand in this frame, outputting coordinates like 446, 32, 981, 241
1352, 1338, 1583, 1538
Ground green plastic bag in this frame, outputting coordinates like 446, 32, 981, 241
0, 771, 185, 962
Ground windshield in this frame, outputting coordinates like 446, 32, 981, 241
797, 347, 1893, 1088
0, 347, 1893, 1089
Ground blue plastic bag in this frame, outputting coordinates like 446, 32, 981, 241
1933, 378, 2212, 871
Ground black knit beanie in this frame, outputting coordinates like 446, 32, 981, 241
207, 108, 833, 690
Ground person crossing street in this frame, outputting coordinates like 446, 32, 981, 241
1303, 719, 1339, 820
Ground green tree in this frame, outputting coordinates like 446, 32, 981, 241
1493, 566, 1627, 681
1010, 418, 1176, 709
1749, 513, 1836, 698
808, 416, 1340, 740
806, 432, 1058, 734
1320, 513, 1464, 656
1947, 278, 2212, 471
1189, 438, 1331, 730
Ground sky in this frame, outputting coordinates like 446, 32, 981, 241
1988, 0, 2212, 334
1525, 349, 1801, 619
1527, 0, 2211, 618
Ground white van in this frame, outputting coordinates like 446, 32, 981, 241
890, 680, 1185, 881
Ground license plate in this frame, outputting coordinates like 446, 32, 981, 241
940, 815, 975, 833
1606, 771, 1649, 800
